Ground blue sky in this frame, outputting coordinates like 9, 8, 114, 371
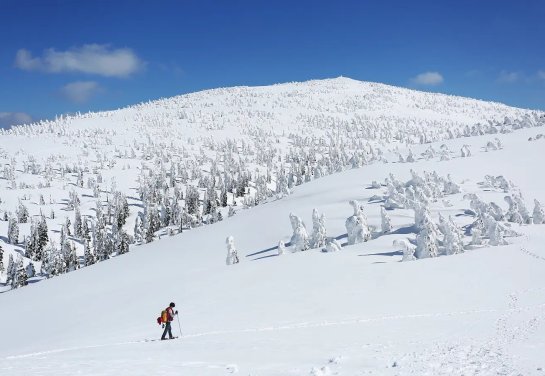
1, 0, 544, 128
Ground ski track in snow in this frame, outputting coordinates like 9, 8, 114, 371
5, 300, 545, 361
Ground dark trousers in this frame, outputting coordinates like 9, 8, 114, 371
161, 321, 173, 339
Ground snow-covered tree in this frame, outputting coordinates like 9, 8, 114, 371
310, 208, 327, 248
84, 237, 96, 266
533, 199, 545, 224
442, 216, 464, 255
134, 215, 144, 244
74, 207, 83, 238
13, 256, 28, 288
471, 227, 483, 246
289, 213, 309, 252
415, 210, 439, 258
0, 243, 4, 275
5, 254, 15, 285
489, 221, 508, 246
225, 236, 239, 265
65, 241, 79, 272
144, 205, 160, 243
345, 200, 371, 245
26, 262, 36, 279
393, 239, 416, 261
460, 145, 471, 157
117, 230, 130, 255
324, 237, 342, 252
380, 207, 392, 233
7, 216, 19, 244
16, 200, 29, 223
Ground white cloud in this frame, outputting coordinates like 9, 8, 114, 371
0, 112, 33, 129
61, 81, 102, 103
497, 70, 520, 84
411, 71, 444, 86
538, 70, 545, 81
15, 44, 144, 78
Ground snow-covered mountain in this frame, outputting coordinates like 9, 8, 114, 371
1, 78, 545, 375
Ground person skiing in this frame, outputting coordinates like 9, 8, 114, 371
161, 302, 178, 340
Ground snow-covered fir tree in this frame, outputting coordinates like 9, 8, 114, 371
26, 262, 36, 279
13, 256, 28, 288
225, 236, 239, 265
65, 241, 79, 272
380, 207, 392, 233
310, 208, 327, 249
441, 215, 464, 255
289, 213, 309, 252
486, 216, 508, 246
144, 205, 160, 243
117, 230, 130, 255
471, 227, 483, 246
74, 207, 83, 238
393, 239, 416, 261
5, 254, 15, 285
533, 199, 545, 224
7, 216, 19, 244
0, 243, 4, 275
345, 200, 371, 245
16, 200, 29, 223
134, 215, 144, 244
415, 210, 439, 259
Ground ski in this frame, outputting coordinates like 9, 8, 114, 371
144, 336, 179, 343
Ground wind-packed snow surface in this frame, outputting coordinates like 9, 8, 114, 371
0, 78, 545, 375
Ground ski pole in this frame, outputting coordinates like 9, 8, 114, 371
176, 313, 182, 337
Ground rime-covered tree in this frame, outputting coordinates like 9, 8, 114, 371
442, 216, 464, 255
5, 254, 15, 285
471, 227, 483, 246
324, 237, 342, 252
134, 215, 144, 244
393, 239, 416, 261
13, 256, 28, 288
225, 236, 239, 265
220, 184, 228, 207
117, 230, 130, 255
185, 185, 200, 216
345, 200, 371, 245
16, 200, 29, 223
82, 217, 91, 245
65, 241, 79, 272
26, 262, 36, 279
415, 210, 439, 259
533, 199, 545, 224
65, 217, 72, 236
145, 205, 161, 243
74, 207, 83, 238
84, 237, 96, 266
310, 208, 327, 248
8, 216, 19, 244
381, 207, 392, 233
93, 215, 108, 261
289, 213, 309, 252
0, 243, 4, 275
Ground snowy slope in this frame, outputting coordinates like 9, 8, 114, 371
0, 77, 542, 285
1, 78, 545, 375
1, 124, 545, 375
